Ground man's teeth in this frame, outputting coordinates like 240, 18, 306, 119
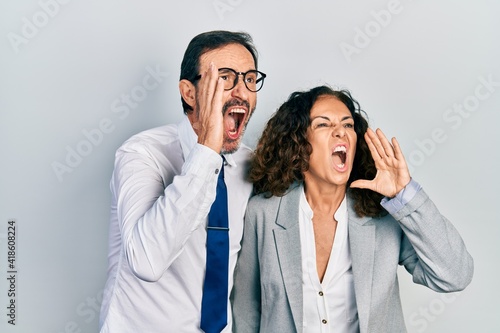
229, 108, 245, 115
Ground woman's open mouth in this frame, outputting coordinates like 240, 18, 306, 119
332, 145, 347, 170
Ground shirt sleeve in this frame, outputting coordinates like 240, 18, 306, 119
380, 178, 422, 215
112, 142, 222, 282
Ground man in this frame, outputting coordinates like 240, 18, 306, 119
99, 30, 266, 333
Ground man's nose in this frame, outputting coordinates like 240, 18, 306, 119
230, 75, 250, 100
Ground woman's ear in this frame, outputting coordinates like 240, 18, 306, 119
179, 79, 196, 109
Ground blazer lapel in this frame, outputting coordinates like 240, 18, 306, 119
273, 185, 303, 332
347, 197, 376, 333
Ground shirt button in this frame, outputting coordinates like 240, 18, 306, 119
215, 168, 220, 174
318, 291, 324, 296
322, 319, 327, 324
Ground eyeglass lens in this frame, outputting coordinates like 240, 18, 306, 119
218, 68, 264, 92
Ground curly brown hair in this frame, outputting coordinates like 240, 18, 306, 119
249, 85, 386, 217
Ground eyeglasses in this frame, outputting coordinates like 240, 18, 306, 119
193, 67, 267, 92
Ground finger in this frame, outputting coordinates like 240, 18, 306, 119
195, 67, 210, 118
350, 179, 374, 191
207, 62, 219, 93
211, 77, 225, 112
375, 128, 395, 158
391, 137, 406, 162
196, 64, 222, 129
202, 62, 219, 104
197, 63, 215, 95
364, 129, 384, 163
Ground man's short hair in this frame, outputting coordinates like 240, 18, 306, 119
179, 30, 259, 114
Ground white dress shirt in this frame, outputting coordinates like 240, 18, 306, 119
299, 185, 359, 333
99, 116, 253, 333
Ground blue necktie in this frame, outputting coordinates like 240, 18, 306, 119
200, 158, 229, 333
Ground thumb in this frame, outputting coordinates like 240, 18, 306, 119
350, 179, 373, 190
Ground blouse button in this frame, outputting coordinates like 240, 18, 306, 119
322, 319, 327, 324
318, 291, 324, 296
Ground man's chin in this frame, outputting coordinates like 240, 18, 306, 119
221, 137, 242, 154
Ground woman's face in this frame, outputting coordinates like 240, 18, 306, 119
304, 95, 357, 188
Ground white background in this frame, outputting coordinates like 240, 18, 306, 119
1, 0, 499, 332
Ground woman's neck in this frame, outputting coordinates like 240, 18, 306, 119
303, 180, 346, 216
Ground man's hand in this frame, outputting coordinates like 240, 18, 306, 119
350, 128, 411, 198
193, 62, 226, 153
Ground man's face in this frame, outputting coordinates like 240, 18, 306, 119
195, 43, 257, 153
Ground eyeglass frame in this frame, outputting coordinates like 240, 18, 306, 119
191, 67, 267, 92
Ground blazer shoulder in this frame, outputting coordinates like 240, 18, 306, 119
246, 184, 302, 228
247, 183, 302, 210
247, 192, 282, 214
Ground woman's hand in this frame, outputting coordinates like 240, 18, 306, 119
350, 128, 411, 198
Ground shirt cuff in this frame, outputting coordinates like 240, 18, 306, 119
182, 144, 223, 178
380, 178, 422, 215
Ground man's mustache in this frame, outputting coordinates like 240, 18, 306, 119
222, 99, 250, 114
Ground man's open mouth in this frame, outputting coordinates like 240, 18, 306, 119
225, 108, 246, 138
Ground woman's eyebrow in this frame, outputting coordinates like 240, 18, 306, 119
311, 115, 353, 121
311, 115, 331, 121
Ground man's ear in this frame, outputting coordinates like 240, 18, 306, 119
179, 79, 196, 109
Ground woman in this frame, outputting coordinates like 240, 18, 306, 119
231, 86, 473, 333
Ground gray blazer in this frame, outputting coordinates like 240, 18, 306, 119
231, 184, 473, 333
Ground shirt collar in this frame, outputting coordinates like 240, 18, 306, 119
299, 183, 313, 220
222, 153, 237, 168
334, 195, 348, 225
